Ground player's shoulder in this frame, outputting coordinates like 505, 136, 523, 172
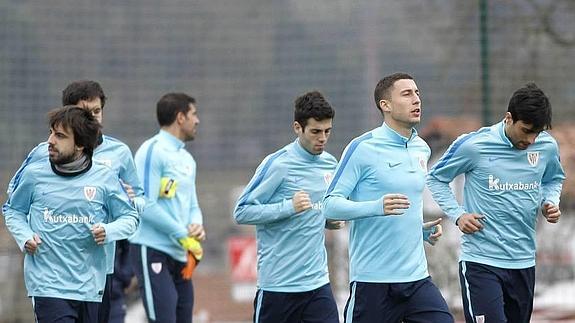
536, 131, 558, 145
103, 135, 130, 149
535, 131, 560, 152
344, 130, 375, 153
26, 142, 49, 161
262, 146, 290, 168
451, 126, 492, 149
412, 135, 431, 153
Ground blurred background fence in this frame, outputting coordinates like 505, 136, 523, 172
1, 1, 574, 322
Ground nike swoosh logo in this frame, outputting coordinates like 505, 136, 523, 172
388, 162, 401, 168
488, 157, 500, 162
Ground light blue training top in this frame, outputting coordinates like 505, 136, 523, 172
4, 159, 139, 302
427, 121, 565, 269
3, 135, 144, 274
130, 130, 203, 263
324, 123, 431, 283
234, 139, 338, 292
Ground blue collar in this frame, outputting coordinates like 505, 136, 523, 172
293, 139, 321, 161
158, 129, 186, 150
495, 120, 514, 148
374, 122, 418, 144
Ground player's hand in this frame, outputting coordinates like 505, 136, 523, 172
188, 223, 206, 241
423, 218, 442, 245
91, 224, 107, 245
457, 213, 484, 234
382, 193, 410, 215
24, 233, 42, 255
292, 191, 312, 213
121, 180, 136, 201
325, 220, 345, 230
542, 202, 561, 223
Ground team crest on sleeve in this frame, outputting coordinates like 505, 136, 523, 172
527, 152, 539, 167
324, 172, 333, 185
84, 186, 97, 201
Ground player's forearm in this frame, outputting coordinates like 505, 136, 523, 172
233, 200, 295, 225
103, 210, 139, 242
323, 195, 383, 220
140, 202, 188, 239
3, 208, 35, 252
426, 175, 466, 223
541, 180, 563, 206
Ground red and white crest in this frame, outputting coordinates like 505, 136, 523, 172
527, 152, 539, 167
84, 186, 96, 201
419, 156, 427, 171
324, 172, 333, 185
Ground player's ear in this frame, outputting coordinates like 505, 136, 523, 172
379, 99, 391, 113
293, 121, 303, 135
504, 112, 513, 124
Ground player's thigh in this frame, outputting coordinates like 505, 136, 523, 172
343, 281, 402, 323
302, 283, 339, 323
132, 245, 178, 322
403, 278, 453, 323
459, 261, 506, 323
33, 297, 77, 323
254, 289, 306, 323
503, 267, 535, 323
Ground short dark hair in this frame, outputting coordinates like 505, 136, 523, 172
156, 93, 196, 127
374, 73, 414, 112
48, 106, 102, 157
62, 80, 107, 108
294, 91, 334, 129
507, 83, 552, 130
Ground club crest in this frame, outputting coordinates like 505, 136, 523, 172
151, 262, 162, 274
527, 152, 539, 167
84, 186, 97, 201
324, 172, 333, 185
418, 156, 427, 171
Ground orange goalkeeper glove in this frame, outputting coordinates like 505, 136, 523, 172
179, 237, 203, 280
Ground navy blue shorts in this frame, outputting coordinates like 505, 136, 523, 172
33, 297, 100, 323
110, 240, 133, 323
459, 261, 535, 323
130, 244, 194, 323
97, 274, 112, 323
254, 283, 339, 323
344, 277, 453, 323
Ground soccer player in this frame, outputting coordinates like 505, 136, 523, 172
4, 80, 144, 323
3, 106, 139, 323
130, 92, 205, 323
234, 91, 343, 323
323, 73, 453, 322
426, 83, 565, 323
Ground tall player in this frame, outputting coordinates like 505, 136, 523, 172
323, 73, 452, 322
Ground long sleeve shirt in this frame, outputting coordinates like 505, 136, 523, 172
3, 159, 138, 302
234, 139, 337, 292
427, 121, 565, 269
130, 130, 203, 263
324, 123, 431, 283
3, 135, 143, 274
